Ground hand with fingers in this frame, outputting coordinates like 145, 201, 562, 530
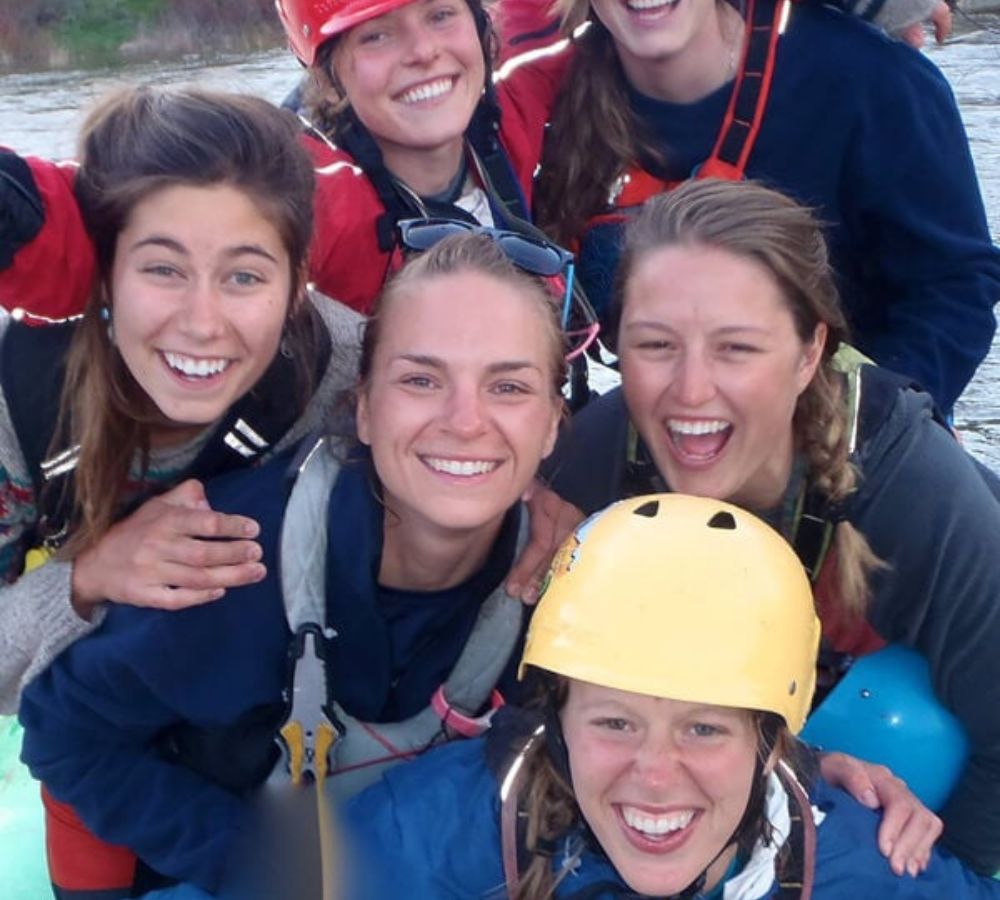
819, 751, 944, 876
896, 0, 953, 48
505, 481, 585, 604
70, 479, 266, 616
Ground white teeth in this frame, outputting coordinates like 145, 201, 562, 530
622, 806, 695, 836
164, 352, 230, 378
424, 457, 498, 476
627, 0, 679, 10
668, 419, 730, 436
399, 77, 454, 104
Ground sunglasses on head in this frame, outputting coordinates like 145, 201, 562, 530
396, 218, 599, 362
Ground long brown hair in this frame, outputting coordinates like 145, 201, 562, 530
58, 86, 316, 554
616, 179, 884, 619
534, 0, 670, 246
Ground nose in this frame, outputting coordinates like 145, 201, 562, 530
670, 350, 717, 408
403, 22, 440, 65
632, 733, 685, 787
177, 279, 226, 342
443, 382, 487, 437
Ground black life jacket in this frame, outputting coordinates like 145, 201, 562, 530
0, 308, 332, 557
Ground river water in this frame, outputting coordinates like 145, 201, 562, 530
1, 26, 999, 460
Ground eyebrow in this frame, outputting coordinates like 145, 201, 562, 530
129, 236, 279, 264
396, 354, 542, 374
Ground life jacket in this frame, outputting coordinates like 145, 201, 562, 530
0, 310, 331, 561
3, 312, 331, 900
490, 709, 817, 899
268, 435, 529, 801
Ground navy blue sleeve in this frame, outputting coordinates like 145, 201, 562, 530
0, 149, 44, 270
342, 740, 506, 899
18, 606, 244, 891
812, 780, 1000, 897
851, 392, 1000, 872
841, 46, 1000, 412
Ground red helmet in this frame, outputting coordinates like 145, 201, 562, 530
275, 0, 418, 66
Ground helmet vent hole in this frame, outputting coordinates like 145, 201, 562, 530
707, 511, 737, 530
789, 680, 797, 695
633, 500, 660, 518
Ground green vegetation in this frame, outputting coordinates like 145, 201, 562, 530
54, 0, 165, 63
0, 0, 284, 72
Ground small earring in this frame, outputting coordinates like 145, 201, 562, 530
100, 306, 114, 344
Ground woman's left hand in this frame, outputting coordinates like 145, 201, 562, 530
819, 751, 943, 876
505, 482, 584, 604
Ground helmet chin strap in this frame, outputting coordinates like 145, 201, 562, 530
544, 697, 769, 900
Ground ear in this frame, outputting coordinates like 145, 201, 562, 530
355, 382, 372, 446
290, 264, 310, 315
795, 322, 827, 394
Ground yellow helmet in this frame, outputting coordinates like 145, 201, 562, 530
520, 494, 820, 733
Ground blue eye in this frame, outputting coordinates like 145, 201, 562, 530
230, 271, 265, 287
142, 264, 179, 278
691, 722, 724, 738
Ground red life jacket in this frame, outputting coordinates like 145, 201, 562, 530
585, 0, 791, 234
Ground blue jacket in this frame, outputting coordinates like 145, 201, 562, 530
544, 372, 1000, 874
343, 737, 1000, 899
575, 0, 1000, 413
18, 450, 523, 891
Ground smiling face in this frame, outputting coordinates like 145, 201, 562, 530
619, 243, 825, 510
333, 0, 485, 175
588, 0, 730, 100
110, 183, 292, 444
561, 680, 759, 896
356, 269, 561, 537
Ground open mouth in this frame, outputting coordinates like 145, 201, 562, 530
618, 804, 699, 851
626, 0, 680, 12
666, 418, 732, 464
398, 76, 456, 105
421, 456, 500, 477
162, 351, 232, 381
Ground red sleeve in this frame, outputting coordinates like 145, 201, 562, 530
497, 46, 573, 207
0, 156, 95, 322
300, 134, 393, 314
493, 0, 564, 59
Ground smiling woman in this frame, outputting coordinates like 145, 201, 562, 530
109, 183, 293, 445
0, 84, 364, 899
18, 232, 568, 896
545, 178, 1000, 874
341, 495, 1000, 899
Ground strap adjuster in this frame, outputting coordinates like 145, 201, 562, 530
431, 685, 505, 738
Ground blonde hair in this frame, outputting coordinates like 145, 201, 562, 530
358, 232, 568, 400
618, 180, 884, 619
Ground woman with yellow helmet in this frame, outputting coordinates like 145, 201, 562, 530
342, 495, 1000, 899
544, 177, 1000, 874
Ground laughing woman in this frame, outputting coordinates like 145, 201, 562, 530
522, 0, 1000, 413
0, 86, 363, 716
545, 178, 1000, 873
19, 233, 566, 895
344, 495, 1000, 899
